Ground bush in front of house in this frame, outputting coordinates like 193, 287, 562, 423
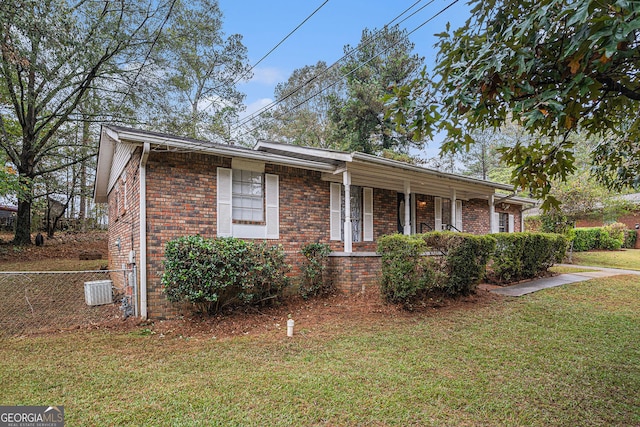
421, 232, 496, 295
377, 234, 439, 306
572, 223, 626, 251
623, 230, 637, 249
299, 242, 333, 299
489, 232, 568, 284
378, 232, 495, 306
162, 235, 290, 314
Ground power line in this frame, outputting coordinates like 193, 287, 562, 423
232, 0, 433, 131
232, 0, 459, 140
232, 0, 331, 87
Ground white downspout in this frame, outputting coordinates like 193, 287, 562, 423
139, 142, 150, 319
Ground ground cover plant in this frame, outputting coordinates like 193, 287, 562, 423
1, 275, 638, 426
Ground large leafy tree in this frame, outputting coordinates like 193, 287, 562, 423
329, 25, 425, 154
0, 0, 175, 244
387, 0, 640, 209
260, 61, 346, 148
149, 0, 251, 140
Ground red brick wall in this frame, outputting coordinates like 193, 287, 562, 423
108, 148, 518, 318
328, 254, 382, 293
576, 210, 640, 248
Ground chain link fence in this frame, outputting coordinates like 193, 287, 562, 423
0, 269, 135, 337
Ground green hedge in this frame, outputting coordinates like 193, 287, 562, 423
377, 234, 437, 306
377, 232, 495, 306
488, 232, 568, 284
572, 223, 626, 251
623, 230, 637, 249
162, 235, 290, 314
421, 232, 496, 296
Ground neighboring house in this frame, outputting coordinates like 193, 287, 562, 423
576, 193, 640, 248
94, 126, 535, 319
0, 205, 17, 231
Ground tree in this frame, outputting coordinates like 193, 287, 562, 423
386, 0, 640, 209
262, 61, 346, 148
328, 25, 425, 154
149, 0, 251, 141
0, 0, 174, 244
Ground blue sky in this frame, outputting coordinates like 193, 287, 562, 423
219, 0, 472, 120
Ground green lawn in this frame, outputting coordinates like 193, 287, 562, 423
1, 275, 638, 426
570, 248, 640, 270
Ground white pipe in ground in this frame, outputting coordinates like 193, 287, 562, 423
287, 318, 295, 337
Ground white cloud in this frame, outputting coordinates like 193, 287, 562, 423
240, 97, 273, 120
245, 67, 286, 85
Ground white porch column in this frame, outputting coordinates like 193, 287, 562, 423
450, 188, 457, 231
489, 194, 495, 233
404, 181, 411, 235
343, 171, 352, 253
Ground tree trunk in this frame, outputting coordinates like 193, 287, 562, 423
14, 197, 33, 245
78, 119, 90, 231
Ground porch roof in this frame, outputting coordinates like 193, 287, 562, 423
254, 140, 533, 204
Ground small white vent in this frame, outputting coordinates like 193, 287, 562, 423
84, 280, 113, 306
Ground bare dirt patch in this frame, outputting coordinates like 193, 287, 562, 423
0, 231, 108, 263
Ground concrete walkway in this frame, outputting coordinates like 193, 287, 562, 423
491, 264, 640, 297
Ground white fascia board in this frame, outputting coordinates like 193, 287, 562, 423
93, 127, 117, 203
255, 140, 353, 163
106, 127, 337, 173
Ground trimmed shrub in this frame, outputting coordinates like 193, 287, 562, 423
162, 235, 290, 314
299, 243, 333, 299
573, 223, 626, 251
377, 234, 438, 306
623, 230, 637, 249
600, 222, 625, 250
489, 232, 568, 283
422, 232, 496, 295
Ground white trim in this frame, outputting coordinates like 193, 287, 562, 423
404, 181, 411, 236
455, 199, 463, 232
139, 143, 150, 320
265, 174, 279, 239
343, 171, 352, 253
489, 194, 497, 233
508, 214, 515, 233
434, 197, 442, 231
232, 158, 265, 173
363, 187, 373, 241
217, 168, 233, 237
330, 182, 342, 241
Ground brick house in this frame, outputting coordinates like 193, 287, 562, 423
575, 193, 640, 248
94, 126, 535, 319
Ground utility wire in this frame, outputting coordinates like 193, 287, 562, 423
232, 0, 432, 131
232, 0, 459, 140
232, 0, 331, 87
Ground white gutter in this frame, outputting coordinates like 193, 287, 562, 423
139, 142, 150, 319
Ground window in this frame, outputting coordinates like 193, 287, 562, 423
217, 167, 279, 239
330, 183, 373, 242
498, 212, 508, 233
232, 169, 263, 222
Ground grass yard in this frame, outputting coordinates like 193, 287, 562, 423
571, 248, 640, 270
1, 275, 638, 426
